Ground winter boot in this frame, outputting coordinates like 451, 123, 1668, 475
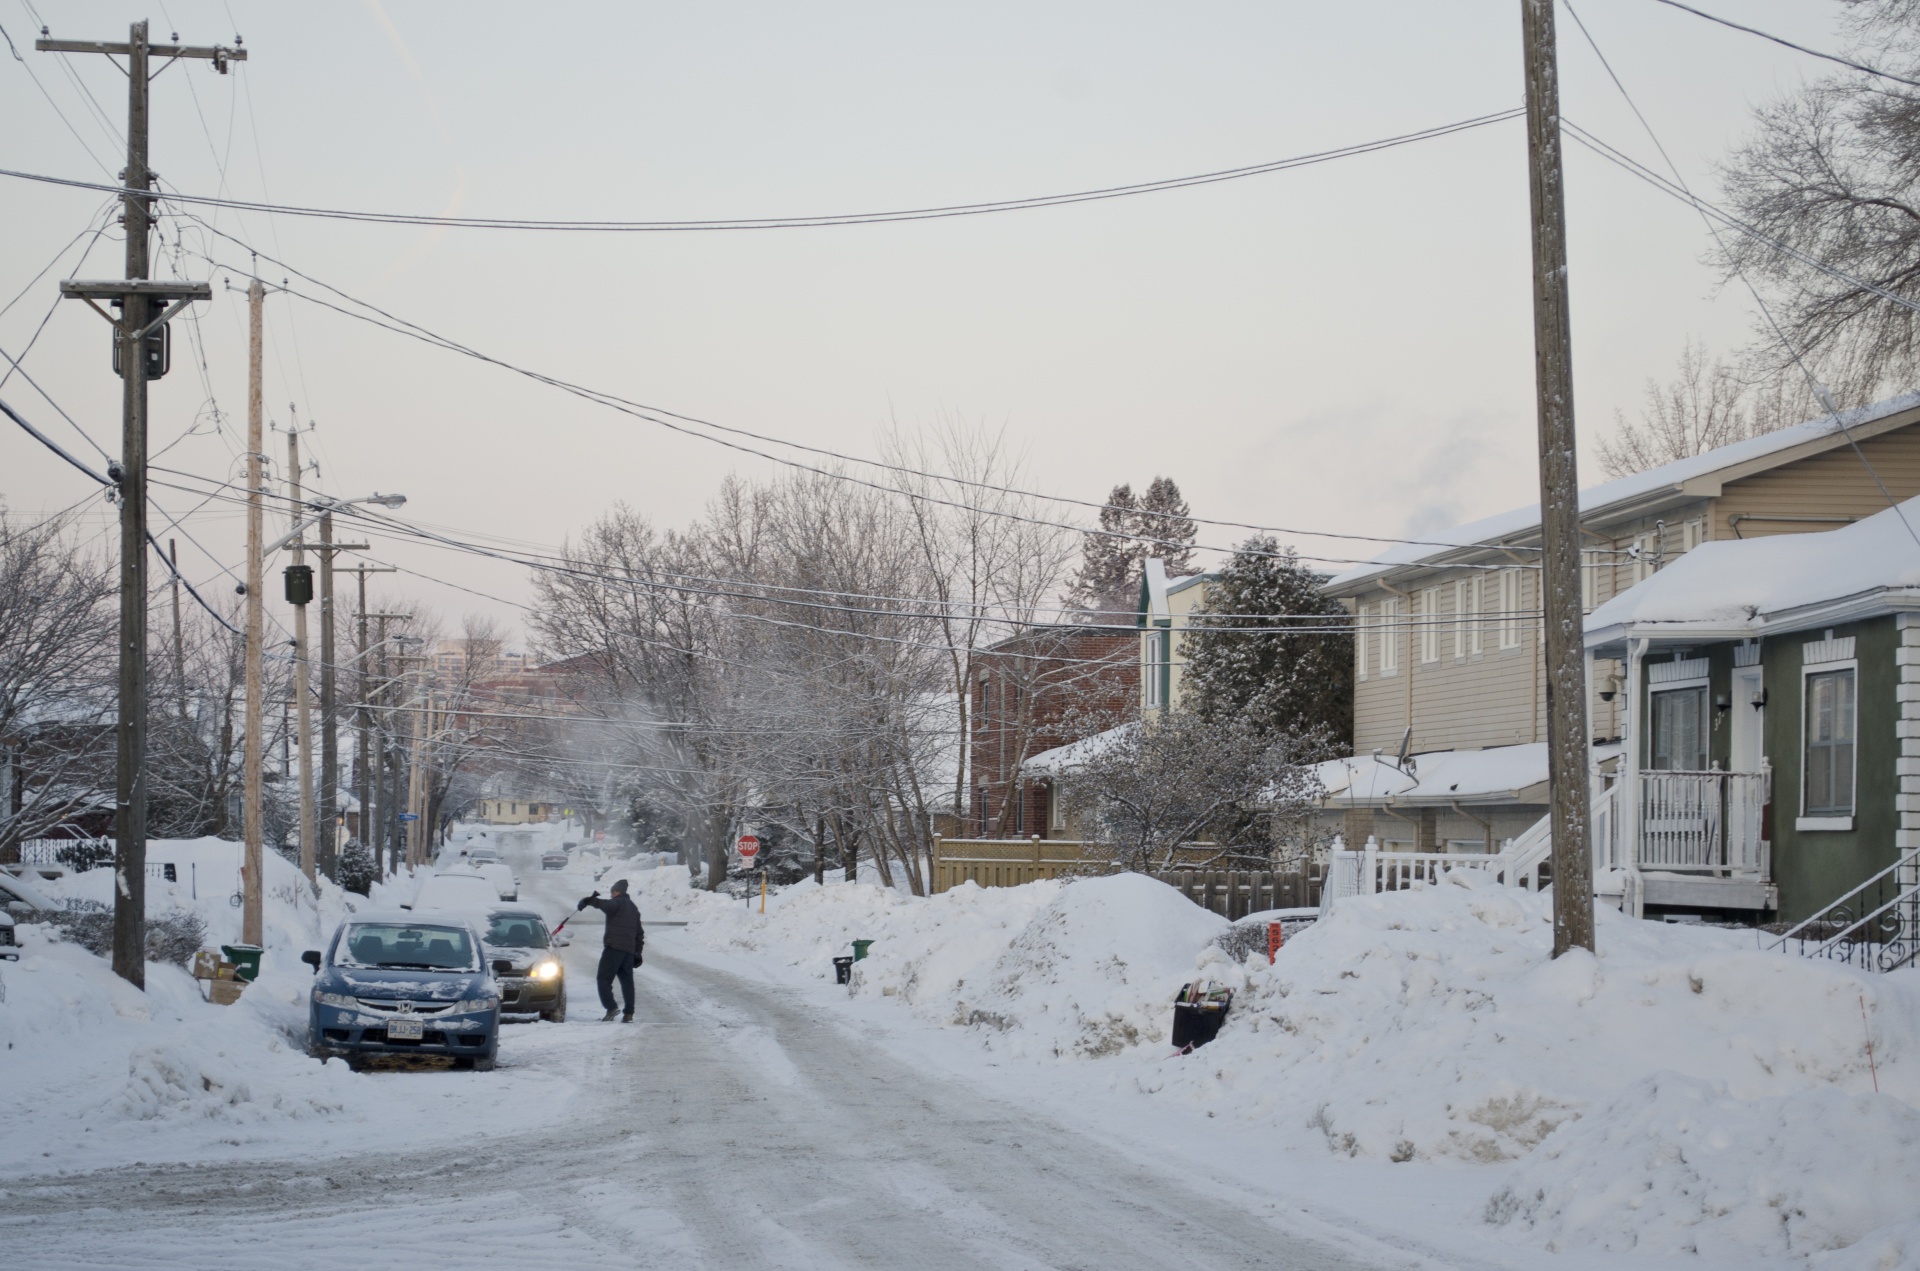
622, 1011, 634, 1023
601, 1007, 620, 1022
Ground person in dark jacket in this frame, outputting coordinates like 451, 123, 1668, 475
576, 879, 644, 1022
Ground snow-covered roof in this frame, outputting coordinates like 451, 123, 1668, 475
1326, 393, 1920, 593
1139, 559, 1208, 626
1312, 743, 1551, 807
1586, 495, 1920, 643
1019, 723, 1136, 778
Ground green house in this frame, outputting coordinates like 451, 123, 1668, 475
1584, 498, 1920, 923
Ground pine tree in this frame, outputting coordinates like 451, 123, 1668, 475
1064, 477, 1197, 620
1181, 536, 1352, 750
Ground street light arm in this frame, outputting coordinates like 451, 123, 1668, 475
262, 492, 406, 557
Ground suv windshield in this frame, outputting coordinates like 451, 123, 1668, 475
485, 915, 549, 948
338, 923, 476, 970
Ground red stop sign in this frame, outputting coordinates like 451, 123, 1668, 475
737, 835, 760, 859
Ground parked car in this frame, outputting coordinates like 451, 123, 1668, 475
407, 870, 502, 915
0, 909, 19, 960
540, 851, 569, 871
472, 861, 519, 901
0, 872, 60, 917
465, 847, 501, 867
482, 906, 567, 1022
301, 910, 504, 1070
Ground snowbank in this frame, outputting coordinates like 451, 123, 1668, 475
638, 863, 1920, 1263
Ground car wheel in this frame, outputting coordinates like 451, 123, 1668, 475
543, 1000, 566, 1024
474, 1054, 496, 1072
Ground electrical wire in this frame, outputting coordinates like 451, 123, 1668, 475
1646, 0, 1920, 92
0, 109, 1523, 234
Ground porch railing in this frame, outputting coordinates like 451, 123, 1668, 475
1636, 769, 1769, 874
1766, 849, 1920, 974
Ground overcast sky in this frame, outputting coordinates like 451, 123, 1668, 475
0, 0, 1856, 647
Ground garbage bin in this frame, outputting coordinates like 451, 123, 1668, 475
1170, 982, 1232, 1050
832, 955, 854, 985
851, 939, 874, 961
220, 943, 263, 983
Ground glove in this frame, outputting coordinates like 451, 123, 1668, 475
576, 896, 591, 911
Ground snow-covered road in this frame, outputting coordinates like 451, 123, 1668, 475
2, 936, 1388, 1270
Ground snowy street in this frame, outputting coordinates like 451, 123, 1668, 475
4, 936, 1382, 1270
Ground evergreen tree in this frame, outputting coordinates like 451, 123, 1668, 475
1181, 536, 1352, 751
1064, 477, 1197, 620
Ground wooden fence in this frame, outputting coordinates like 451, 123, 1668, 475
931, 836, 1320, 918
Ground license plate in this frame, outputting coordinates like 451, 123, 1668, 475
387, 1018, 424, 1041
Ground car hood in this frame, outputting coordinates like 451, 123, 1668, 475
319, 966, 491, 1000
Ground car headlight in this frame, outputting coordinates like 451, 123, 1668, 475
531, 960, 561, 981
451, 996, 499, 1014
313, 991, 357, 1009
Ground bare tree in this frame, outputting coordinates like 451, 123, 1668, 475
1596, 340, 1818, 477
1055, 709, 1325, 874
0, 509, 114, 861
1716, 1, 1920, 401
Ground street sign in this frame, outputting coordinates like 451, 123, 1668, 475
736, 834, 760, 860
398, 813, 418, 822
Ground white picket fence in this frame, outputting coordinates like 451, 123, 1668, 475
1319, 813, 1551, 917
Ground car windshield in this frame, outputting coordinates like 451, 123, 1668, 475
485, 915, 549, 948
338, 923, 476, 970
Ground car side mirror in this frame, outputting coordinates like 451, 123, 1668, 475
301, 950, 322, 973
492, 959, 514, 975
398, 903, 411, 910
552, 935, 570, 948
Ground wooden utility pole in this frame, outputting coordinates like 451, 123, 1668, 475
287, 428, 316, 884
169, 539, 187, 722
318, 511, 338, 877
243, 278, 265, 945
1520, 0, 1595, 956
44, 22, 232, 988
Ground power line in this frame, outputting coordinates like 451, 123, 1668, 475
0, 108, 1524, 233
1645, 0, 1920, 92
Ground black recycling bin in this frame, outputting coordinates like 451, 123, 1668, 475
1171, 983, 1232, 1050
833, 955, 855, 985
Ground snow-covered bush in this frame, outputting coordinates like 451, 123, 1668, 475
34, 900, 208, 967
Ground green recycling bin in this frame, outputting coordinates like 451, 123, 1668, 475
221, 943, 263, 983
851, 939, 874, 961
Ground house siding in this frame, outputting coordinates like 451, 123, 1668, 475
1714, 427, 1920, 540
1764, 614, 1902, 923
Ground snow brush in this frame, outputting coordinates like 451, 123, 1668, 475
549, 890, 600, 938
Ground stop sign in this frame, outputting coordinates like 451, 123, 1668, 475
737, 834, 760, 860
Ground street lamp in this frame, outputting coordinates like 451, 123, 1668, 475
263, 492, 407, 558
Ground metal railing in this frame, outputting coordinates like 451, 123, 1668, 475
1766, 849, 1920, 974
1637, 769, 1769, 874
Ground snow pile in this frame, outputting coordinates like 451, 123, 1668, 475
1485, 1074, 1920, 1260
635, 871, 1225, 1060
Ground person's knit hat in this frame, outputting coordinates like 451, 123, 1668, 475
610, 878, 629, 894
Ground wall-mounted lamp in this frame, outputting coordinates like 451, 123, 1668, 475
1597, 674, 1622, 703
1751, 689, 1768, 710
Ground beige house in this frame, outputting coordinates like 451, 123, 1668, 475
1318, 394, 1920, 873
480, 798, 559, 825
1138, 559, 1214, 715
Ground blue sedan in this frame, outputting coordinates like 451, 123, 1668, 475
302, 909, 506, 1071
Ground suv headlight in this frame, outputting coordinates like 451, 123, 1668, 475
451, 996, 499, 1014
531, 960, 561, 981
313, 991, 356, 1009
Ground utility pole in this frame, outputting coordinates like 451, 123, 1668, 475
314, 516, 367, 882
169, 539, 187, 722
242, 278, 266, 945
286, 427, 316, 884
44, 22, 233, 988
1520, 0, 1594, 956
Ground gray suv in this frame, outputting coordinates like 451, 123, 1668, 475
483, 907, 567, 1022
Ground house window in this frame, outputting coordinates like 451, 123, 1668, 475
1650, 686, 1709, 771
1418, 587, 1441, 663
973, 786, 989, 835
1805, 668, 1857, 817
1356, 604, 1370, 680
1581, 549, 1602, 611
1380, 598, 1400, 673
1048, 782, 1065, 833
1143, 627, 1168, 708
1497, 570, 1524, 650
1454, 579, 1472, 659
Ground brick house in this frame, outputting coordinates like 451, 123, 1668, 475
968, 624, 1139, 838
